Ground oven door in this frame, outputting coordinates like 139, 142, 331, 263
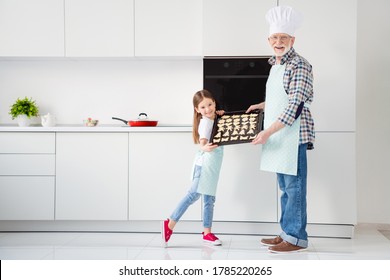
203, 57, 271, 111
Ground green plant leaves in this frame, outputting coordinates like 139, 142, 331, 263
9, 97, 39, 119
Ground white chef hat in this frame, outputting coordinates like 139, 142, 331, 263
265, 5, 303, 36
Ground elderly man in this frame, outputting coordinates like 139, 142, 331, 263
246, 5, 315, 253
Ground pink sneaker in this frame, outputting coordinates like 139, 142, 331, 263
161, 219, 173, 246
202, 232, 222, 246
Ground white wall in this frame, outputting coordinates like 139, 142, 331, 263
356, 0, 390, 224
0, 59, 202, 125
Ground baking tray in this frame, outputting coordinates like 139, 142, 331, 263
211, 110, 263, 146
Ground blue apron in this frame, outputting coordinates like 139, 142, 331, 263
260, 64, 301, 176
193, 146, 224, 196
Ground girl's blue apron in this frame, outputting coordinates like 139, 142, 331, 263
192, 146, 223, 196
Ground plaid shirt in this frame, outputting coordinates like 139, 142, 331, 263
268, 48, 315, 149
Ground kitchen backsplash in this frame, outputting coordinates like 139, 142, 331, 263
0, 59, 202, 126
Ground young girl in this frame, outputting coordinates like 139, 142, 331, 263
161, 89, 224, 246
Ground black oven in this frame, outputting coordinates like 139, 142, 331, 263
203, 57, 271, 111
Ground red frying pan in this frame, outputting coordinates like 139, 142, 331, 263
112, 113, 158, 127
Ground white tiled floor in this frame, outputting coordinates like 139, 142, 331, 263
0, 225, 389, 260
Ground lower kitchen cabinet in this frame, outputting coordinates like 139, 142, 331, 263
128, 132, 278, 223
0, 129, 356, 235
0, 177, 55, 220
0, 154, 55, 175
0, 132, 55, 154
128, 132, 200, 220
56, 133, 128, 220
0, 132, 55, 220
305, 132, 357, 224
214, 144, 278, 222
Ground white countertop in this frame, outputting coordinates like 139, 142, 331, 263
0, 124, 192, 132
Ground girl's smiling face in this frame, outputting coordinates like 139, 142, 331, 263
195, 97, 216, 119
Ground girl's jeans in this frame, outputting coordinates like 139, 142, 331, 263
277, 143, 309, 248
170, 165, 215, 228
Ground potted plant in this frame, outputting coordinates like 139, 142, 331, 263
9, 97, 39, 127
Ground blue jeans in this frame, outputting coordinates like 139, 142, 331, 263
170, 165, 215, 228
277, 143, 308, 248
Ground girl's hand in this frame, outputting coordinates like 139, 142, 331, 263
201, 142, 218, 152
216, 110, 225, 116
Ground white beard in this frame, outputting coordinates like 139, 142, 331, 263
274, 44, 291, 57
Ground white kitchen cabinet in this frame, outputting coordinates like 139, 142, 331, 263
56, 133, 129, 220
128, 132, 277, 223
214, 144, 278, 222
0, 154, 55, 176
134, 0, 202, 56
203, 0, 274, 56
0, 132, 55, 153
305, 132, 356, 225
65, 0, 134, 57
285, 0, 356, 132
0, 177, 55, 220
275, 132, 356, 225
0, 0, 64, 57
128, 132, 200, 220
0, 132, 56, 220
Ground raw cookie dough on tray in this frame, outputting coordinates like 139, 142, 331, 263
210, 110, 263, 146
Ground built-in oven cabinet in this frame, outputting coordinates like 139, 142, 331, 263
290, 0, 356, 132
203, 0, 274, 56
55, 133, 128, 220
0, 0, 64, 57
214, 144, 278, 222
0, 133, 55, 220
65, 0, 134, 57
134, 0, 202, 57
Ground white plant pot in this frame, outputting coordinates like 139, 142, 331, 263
16, 115, 31, 127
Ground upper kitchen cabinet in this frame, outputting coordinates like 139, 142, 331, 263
134, 0, 202, 57
0, 0, 64, 57
203, 0, 274, 56
65, 0, 134, 57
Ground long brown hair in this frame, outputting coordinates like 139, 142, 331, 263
192, 89, 216, 144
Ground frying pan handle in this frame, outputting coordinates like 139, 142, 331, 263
112, 117, 128, 124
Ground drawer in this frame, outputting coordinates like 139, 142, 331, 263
0, 176, 55, 220
0, 133, 55, 153
0, 154, 55, 175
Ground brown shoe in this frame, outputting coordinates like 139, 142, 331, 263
260, 236, 283, 246
268, 241, 307, 253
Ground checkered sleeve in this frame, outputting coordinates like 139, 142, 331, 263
277, 50, 315, 146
